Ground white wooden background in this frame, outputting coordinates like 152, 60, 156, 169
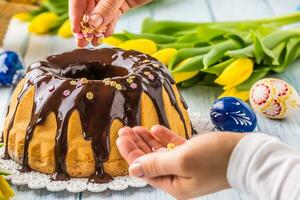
1, 0, 300, 199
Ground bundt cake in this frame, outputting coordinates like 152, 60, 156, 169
2, 48, 192, 183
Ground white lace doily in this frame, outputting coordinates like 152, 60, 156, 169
0, 112, 214, 193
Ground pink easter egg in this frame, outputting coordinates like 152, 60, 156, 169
250, 78, 300, 119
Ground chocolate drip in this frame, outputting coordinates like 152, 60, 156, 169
4, 48, 192, 183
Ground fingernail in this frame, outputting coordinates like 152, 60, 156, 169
89, 14, 104, 28
129, 162, 144, 177
118, 128, 126, 136
75, 33, 84, 39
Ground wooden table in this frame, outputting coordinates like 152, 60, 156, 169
1, 0, 300, 199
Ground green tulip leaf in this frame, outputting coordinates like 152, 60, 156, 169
168, 47, 211, 70
203, 40, 240, 67
237, 67, 271, 90
201, 58, 235, 75
172, 55, 204, 73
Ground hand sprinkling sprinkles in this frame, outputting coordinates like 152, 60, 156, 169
86, 92, 94, 100
79, 14, 107, 43
63, 90, 71, 97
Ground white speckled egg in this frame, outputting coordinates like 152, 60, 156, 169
250, 78, 300, 119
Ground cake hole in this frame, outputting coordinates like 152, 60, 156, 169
61, 62, 129, 80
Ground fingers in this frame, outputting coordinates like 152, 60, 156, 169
151, 125, 186, 146
133, 126, 165, 151
116, 136, 145, 164
89, 0, 124, 29
103, 9, 122, 37
129, 151, 178, 178
77, 37, 89, 48
69, 0, 86, 33
92, 9, 122, 46
118, 127, 152, 153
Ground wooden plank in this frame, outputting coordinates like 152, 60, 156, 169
150, 0, 212, 21
209, 0, 273, 21
10, 186, 80, 200
265, 0, 300, 15
1, 18, 30, 134
3, 19, 30, 56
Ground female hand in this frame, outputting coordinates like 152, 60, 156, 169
69, 0, 151, 47
116, 125, 245, 199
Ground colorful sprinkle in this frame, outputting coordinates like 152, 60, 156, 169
48, 85, 55, 92
152, 63, 160, 68
81, 78, 88, 84
129, 76, 136, 79
75, 33, 84, 39
110, 81, 117, 87
148, 74, 155, 81
144, 71, 151, 76
63, 90, 71, 97
95, 32, 104, 38
167, 143, 176, 150
115, 84, 122, 90
130, 83, 138, 89
86, 92, 94, 100
127, 78, 133, 84
143, 59, 150, 63
70, 80, 77, 85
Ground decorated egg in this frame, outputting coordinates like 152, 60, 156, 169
250, 78, 300, 119
0, 51, 24, 86
210, 97, 257, 132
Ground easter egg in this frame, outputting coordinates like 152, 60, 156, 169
250, 78, 300, 119
210, 97, 257, 132
0, 51, 24, 86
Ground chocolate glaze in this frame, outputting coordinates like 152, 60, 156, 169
4, 48, 191, 183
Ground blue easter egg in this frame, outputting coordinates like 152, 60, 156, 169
210, 97, 257, 132
0, 51, 24, 86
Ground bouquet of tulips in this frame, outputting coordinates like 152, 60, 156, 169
104, 13, 300, 101
0, 145, 14, 200
14, 0, 72, 38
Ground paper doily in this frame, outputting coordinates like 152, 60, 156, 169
0, 112, 214, 193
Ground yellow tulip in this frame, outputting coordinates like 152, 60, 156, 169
102, 36, 124, 46
13, 12, 31, 21
219, 87, 249, 101
152, 48, 177, 65
119, 39, 157, 55
29, 12, 58, 35
0, 176, 14, 199
172, 58, 199, 83
215, 58, 253, 89
57, 19, 73, 38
